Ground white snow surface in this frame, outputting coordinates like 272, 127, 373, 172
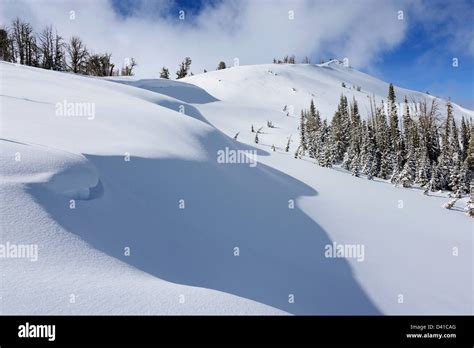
0, 61, 472, 315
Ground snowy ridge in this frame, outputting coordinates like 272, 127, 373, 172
1, 61, 472, 315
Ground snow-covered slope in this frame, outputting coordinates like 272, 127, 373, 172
1, 61, 472, 315
182, 61, 473, 152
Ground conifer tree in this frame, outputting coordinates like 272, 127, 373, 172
437, 101, 454, 189
363, 124, 376, 179
398, 139, 416, 188
176, 57, 192, 79
448, 118, 461, 192
285, 135, 291, 152
415, 129, 430, 188
330, 95, 350, 163
374, 102, 390, 179
460, 116, 470, 162
305, 101, 321, 159
402, 96, 412, 148
318, 120, 333, 167
429, 164, 442, 191
299, 110, 306, 154
160, 67, 170, 79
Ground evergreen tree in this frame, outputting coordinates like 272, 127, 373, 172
343, 97, 362, 171
436, 101, 454, 189
330, 95, 350, 163
457, 161, 469, 195
374, 102, 390, 179
398, 139, 416, 188
429, 164, 442, 191
299, 110, 306, 154
387, 83, 402, 179
306, 100, 321, 159
254, 127, 262, 144
350, 153, 360, 176
176, 57, 192, 79
448, 118, 461, 192
53, 31, 66, 71
217, 61, 226, 70
0, 28, 14, 62
460, 116, 470, 162
285, 135, 291, 152
362, 124, 376, 179
402, 96, 412, 148
415, 149, 431, 188
160, 67, 170, 79
318, 120, 333, 167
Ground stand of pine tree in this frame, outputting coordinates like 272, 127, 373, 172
297, 87, 473, 197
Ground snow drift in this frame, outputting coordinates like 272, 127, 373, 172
0, 61, 472, 315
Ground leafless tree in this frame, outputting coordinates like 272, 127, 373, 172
66, 36, 88, 74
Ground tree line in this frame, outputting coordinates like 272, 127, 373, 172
296, 84, 474, 200
0, 18, 242, 80
0, 17, 136, 76
159, 59, 228, 80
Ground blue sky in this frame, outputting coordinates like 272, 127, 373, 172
371, 1, 474, 108
3, 0, 472, 108
109, 0, 473, 108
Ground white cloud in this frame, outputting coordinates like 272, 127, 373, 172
0, 0, 410, 77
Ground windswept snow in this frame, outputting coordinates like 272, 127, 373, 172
0, 61, 472, 315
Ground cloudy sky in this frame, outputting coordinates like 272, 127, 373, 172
1, 0, 473, 107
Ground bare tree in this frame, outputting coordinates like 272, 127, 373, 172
121, 57, 137, 76
11, 17, 36, 65
66, 36, 88, 73
39, 25, 54, 69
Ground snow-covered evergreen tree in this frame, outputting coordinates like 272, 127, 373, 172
306, 100, 321, 159
160, 67, 170, 79
285, 135, 291, 152
398, 129, 416, 187
388, 83, 401, 176
429, 163, 442, 191
362, 124, 376, 179
460, 116, 470, 161
448, 117, 461, 192
299, 110, 306, 154
330, 95, 350, 163
176, 57, 192, 79
436, 101, 454, 189
318, 120, 333, 167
